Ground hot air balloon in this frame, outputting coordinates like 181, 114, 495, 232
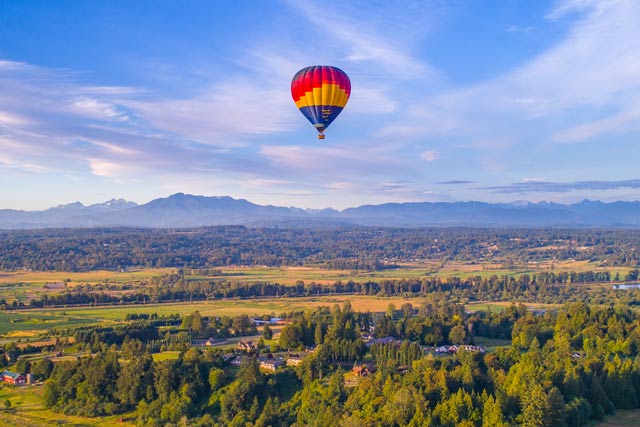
291, 65, 351, 139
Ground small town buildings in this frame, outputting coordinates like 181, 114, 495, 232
230, 356, 246, 366
1, 370, 26, 385
252, 317, 289, 325
193, 338, 223, 347
221, 353, 236, 363
260, 358, 284, 372
458, 345, 486, 354
237, 340, 257, 353
435, 345, 450, 353
352, 364, 372, 377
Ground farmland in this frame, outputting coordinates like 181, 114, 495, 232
0, 238, 638, 427
0, 258, 630, 305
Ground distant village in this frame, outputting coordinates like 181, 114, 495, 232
2, 315, 487, 388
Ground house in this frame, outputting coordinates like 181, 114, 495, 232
253, 317, 288, 325
260, 358, 284, 372
193, 338, 221, 347
458, 345, 486, 354
1, 370, 26, 385
435, 345, 450, 354
237, 340, 257, 352
352, 364, 372, 377
396, 366, 410, 374
230, 356, 246, 366
222, 353, 236, 363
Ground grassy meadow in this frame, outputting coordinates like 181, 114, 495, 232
0, 260, 628, 306
191, 260, 631, 284
0, 384, 135, 427
590, 409, 640, 426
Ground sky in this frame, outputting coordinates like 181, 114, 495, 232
2, 0, 640, 210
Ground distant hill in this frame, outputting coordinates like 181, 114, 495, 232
1, 193, 640, 228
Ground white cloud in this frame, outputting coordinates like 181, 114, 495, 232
377, 0, 640, 147
89, 158, 138, 178
71, 96, 128, 121
284, 0, 438, 80
0, 59, 281, 182
506, 25, 535, 33
259, 143, 408, 177
129, 78, 295, 147
420, 150, 439, 162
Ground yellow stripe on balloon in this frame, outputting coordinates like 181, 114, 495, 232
294, 84, 349, 108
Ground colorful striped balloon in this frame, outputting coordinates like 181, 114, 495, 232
291, 65, 351, 139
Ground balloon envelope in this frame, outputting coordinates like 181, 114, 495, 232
291, 65, 351, 139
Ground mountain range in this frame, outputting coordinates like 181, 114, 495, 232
1, 193, 640, 228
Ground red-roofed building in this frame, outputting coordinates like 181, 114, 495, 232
2, 370, 26, 385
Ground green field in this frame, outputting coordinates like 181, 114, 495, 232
0, 384, 135, 427
151, 351, 181, 362
189, 261, 632, 284
465, 301, 561, 313
0, 261, 629, 308
473, 336, 512, 351
0, 268, 175, 304
591, 409, 640, 426
0, 268, 175, 286
0, 295, 562, 345
0, 311, 98, 335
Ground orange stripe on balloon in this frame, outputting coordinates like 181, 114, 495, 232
294, 84, 349, 108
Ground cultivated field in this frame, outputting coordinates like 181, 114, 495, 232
0, 261, 630, 305
0, 268, 174, 303
190, 260, 631, 284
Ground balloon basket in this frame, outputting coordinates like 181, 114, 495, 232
318, 134, 325, 140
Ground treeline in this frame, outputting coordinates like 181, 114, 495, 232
2, 226, 640, 271
7, 267, 638, 312
38, 302, 640, 426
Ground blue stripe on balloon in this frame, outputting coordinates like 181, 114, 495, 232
298, 105, 344, 129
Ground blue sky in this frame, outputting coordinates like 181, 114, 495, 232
2, 0, 640, 210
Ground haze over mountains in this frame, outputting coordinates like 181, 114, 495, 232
2, 193, 640, 229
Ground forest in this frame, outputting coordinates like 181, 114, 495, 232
14, 301, 640, 427
2, 226, 640, 271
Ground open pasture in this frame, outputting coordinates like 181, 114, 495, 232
9, 296, 556, 328
465, 301, 561, 313
0, 311, 98, 335
0, 268, 174, 286
23, 295, 432, 321
190, 261, 630, 284
593, 409, 640, 426
0, 268, 174, 304
0, 384, 135, 427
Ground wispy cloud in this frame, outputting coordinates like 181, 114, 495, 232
284, 0, 438, 80
506, 25, 535, 33
259, 143, 409, 176
420, 150, 439, 162
483, 178, 640, 194
0, 59, 276, 184
437, 180, 475, 185
129, 79, 295, 147
377, 0, 640, 148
